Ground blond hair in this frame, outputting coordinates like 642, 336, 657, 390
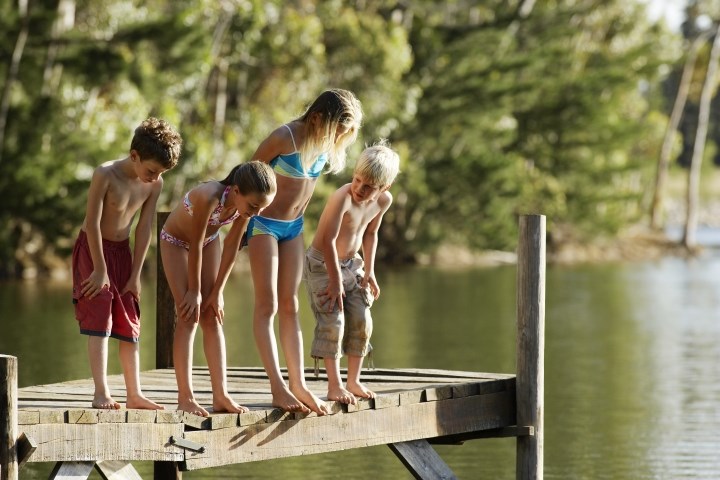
354, 139, 400, 187
298, 89, 363, 174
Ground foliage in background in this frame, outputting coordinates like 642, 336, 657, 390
0, 0, 711, 277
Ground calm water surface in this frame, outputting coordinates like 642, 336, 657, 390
1, 251, 718, 479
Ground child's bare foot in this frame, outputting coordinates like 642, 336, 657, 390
177, 397, 209, 417
126, 394, 165, 410
92, 395, 121, 410
327, 385, 357, 405
291, 384, 331, 416
347, 381, 376, 399
271, 386, 311, 414
213, 394, 249, 414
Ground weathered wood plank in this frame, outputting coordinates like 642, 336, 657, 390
18, 410, 39, 425
182, 389, 516, 470
516, 215, 545, 480
424, 385, 453, 402
67, 410, 99, 424
156, 211, 176, 370
22, 423, 184, 462
388, 439, 457, 480
95, 460, 143, 480
1, 355, 18, 480
49, 461, 94, 479
429, 426, 532, 444
17, 432, 37, 468
126, 410, 157, 424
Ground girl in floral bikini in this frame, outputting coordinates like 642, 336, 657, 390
160, 161, 276, 416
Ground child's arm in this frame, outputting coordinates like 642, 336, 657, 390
251, 126, 291, 162
180, 186, 217, 323
201, 216, 250, 323
81, 167, 111, 299
316, 188, 352, 312
124, 178, 163, 300
360, 192, 393, 299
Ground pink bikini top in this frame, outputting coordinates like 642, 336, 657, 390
183, 185, 240, 226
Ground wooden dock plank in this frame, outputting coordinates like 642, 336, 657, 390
15, 367, 517, 468
22, 423, 184, 462
181, 389, 516, 470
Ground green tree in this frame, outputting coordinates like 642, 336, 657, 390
384, 0, 674, 260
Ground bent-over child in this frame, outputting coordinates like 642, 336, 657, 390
72, 117, 182, 409
303, 140, 400, 405
160, 161, 276, 416
248, 89, 363, 415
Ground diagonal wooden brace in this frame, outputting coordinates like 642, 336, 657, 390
169, 435, 206, 453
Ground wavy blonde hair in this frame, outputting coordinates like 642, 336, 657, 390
297, 89, 363, 174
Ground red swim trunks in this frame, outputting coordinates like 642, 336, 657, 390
72, 230, 140, 342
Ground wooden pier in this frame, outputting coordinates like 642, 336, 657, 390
1, 214, 545, 479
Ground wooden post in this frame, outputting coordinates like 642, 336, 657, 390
1, 355, 18, 480
516, 215, 545, 480
154, 212, 182, 480
156, 211, 176, 370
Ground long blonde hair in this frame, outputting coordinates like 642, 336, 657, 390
297, 89, 363, 174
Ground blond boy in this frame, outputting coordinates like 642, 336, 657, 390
303, 140, 400, 404
72, 117, 182, 409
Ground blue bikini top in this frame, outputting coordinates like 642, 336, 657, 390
269, 125, 327, 179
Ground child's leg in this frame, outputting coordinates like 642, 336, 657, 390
118, 340, 164, 409
324, 357, 356, 405
160, 240, 208, 416
249, 235, 309, 414
344, 279, 375, 399
276, 236, 329, 415
346, 355, 375, 399
87, 335, 120, 409
198, 241, 247, 414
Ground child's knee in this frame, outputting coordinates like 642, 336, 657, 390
254, 298, 278, 319
277, 296, 299, 318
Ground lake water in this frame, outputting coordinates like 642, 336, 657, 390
1, 250, 719, 479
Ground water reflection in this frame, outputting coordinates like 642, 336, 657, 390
1, 253, 719, 479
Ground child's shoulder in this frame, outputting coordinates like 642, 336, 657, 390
376, 190, 393, 208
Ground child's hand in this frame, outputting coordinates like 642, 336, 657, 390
363, 274, 381, 300
201, 292, 224, 325
180, 290, 202, 323
81, 270, 110, 299
121, 276, 141, 302
320, 281, 344, 312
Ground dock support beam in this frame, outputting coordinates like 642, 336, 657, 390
516, 215, 545, 479
156, 211, 176, 370
1, 355, 18, 480
389, 440, 457, 479
155, 212, 182, 480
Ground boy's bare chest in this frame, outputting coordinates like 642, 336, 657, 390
105, 180, 150, 213
345, 204, 380, 229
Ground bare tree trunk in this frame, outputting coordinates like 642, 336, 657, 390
498, 0, 537, 56
650, 33, 710, 230
682, 26, 720, 249
41, 0, 76, 96
0, 0, 30, 165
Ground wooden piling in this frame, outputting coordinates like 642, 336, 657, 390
1, 355, 18, 480
516, 215, 545, 480
155, 212, 182, 479
156, 211, 176, 370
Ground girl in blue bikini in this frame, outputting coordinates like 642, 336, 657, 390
161, 161, 276, 416
248, 89, 363, 415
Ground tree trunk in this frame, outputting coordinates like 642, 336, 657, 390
650, 33, 709, 230
0, 0, 30, 165
41, 0, 76, 96
682, 26, 720, 249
